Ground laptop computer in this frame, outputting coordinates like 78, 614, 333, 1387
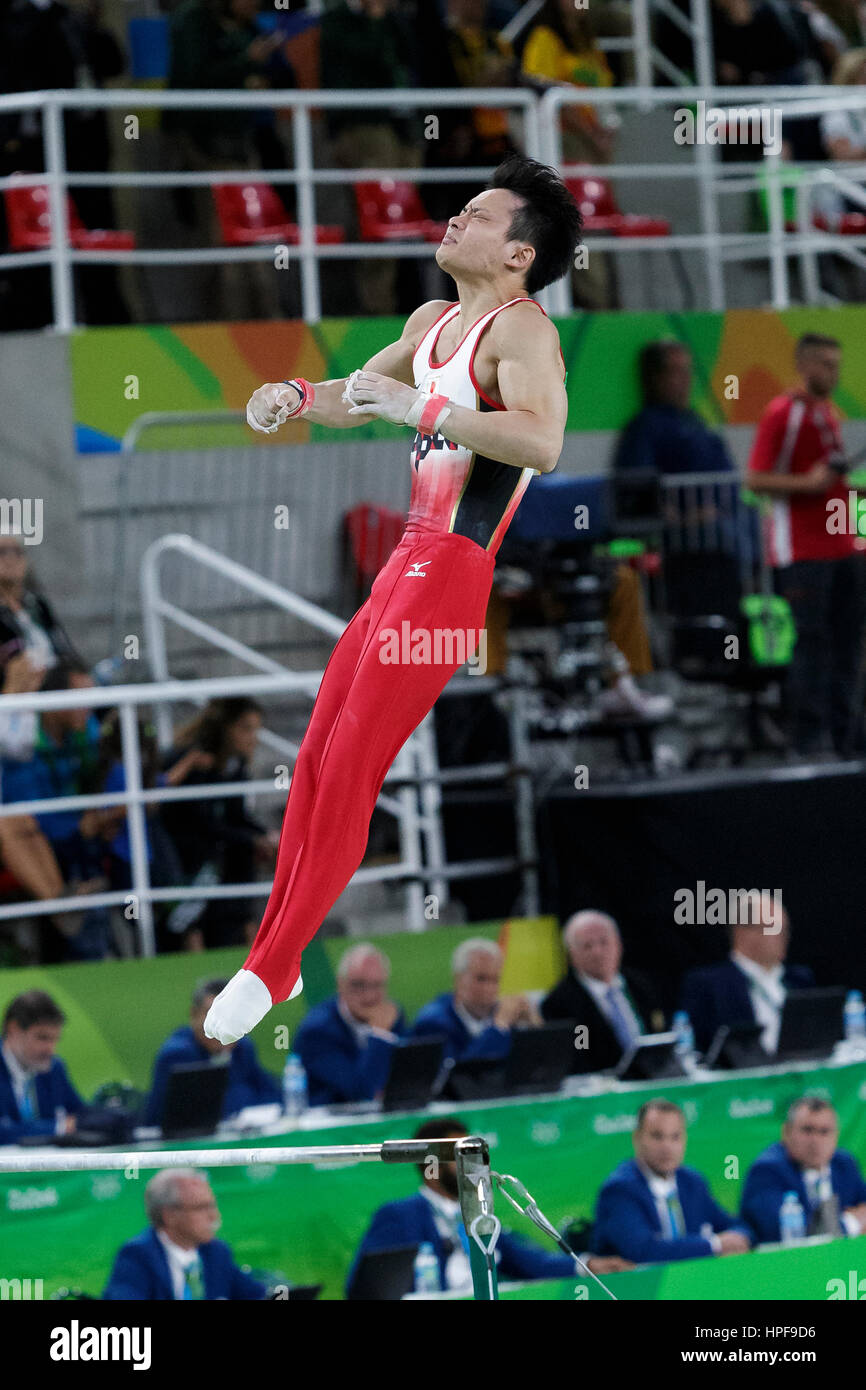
775, 987, 847, 1063
346, 1246, 419, 1301
161, 1061, 230, 1138
444, 1021, 575, 1101
615, 1032, 687, 1081
704, 1022, 769, 1070
381, 1037, 446, 1112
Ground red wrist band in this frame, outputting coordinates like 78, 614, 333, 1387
418, 393, 451, 435
281, 378, 316, 418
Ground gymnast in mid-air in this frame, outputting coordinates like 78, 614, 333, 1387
205, 155, 582, 1044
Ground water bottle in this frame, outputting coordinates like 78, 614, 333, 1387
672, 1011, 696, 1070
412, 1242, 440, 1295
843, 990, 866, 1056
779, 1191, 806, 1245
282, 1054, 307, 1118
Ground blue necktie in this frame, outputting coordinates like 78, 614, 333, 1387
666, 1190, 685, 1238
606, 986, 636, 1050
18, 1079, 37, 1121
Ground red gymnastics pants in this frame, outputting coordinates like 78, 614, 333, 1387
244, 523, 496, 1001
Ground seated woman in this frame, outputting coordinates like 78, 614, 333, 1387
159, 698, 279, 951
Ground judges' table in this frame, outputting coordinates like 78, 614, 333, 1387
2, 1059, 865, 1300
455, 1233, 866, 1300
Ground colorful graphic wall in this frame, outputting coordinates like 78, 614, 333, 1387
70, 306, 866, 453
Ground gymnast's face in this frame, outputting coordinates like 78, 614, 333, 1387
633, 1107, 686, 1178
436, 188, 534, 289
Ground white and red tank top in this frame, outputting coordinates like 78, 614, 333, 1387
407, 296, 543, 556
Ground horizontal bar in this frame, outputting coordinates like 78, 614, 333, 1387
0, 1137, 475, 1175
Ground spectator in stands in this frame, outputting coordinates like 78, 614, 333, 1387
347, 1116, 633, 1295
412, 937, 541, 1064
163, 0, 294, 320
814, 0, 866, 50
747, 333, 866, 756
293, 943, 408, 1106
592, 1098, 752, 1263
823, 49, 866, 160
541, 910, 665, 1072
144, 978, 279, 1127
0, 535, 80, 684
0, 661, 118, 961
520, 2, 618, 309
320, 0, 417, 315
741, 1095, 866, 1242
0, 990, 85, 1142
679, 893, 815, 1057
712, 1, 824, 158
521, 3, 617, 164
159, 698, 278, 951
103, 1167, 267, 1299
0, 0, 128, 328
613, 339, 749, 621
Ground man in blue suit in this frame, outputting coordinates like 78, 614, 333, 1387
293, 944, 408, 1106
679, 897, 814, 1056
741, 1095, 866, 1243
144, 979, 280, 1126
347, 1119, 632, 1296
0, 990, 85, 1142
410, 937, 541, 1065
103, 1168, 266, 1299
592, 1099, 752, 1264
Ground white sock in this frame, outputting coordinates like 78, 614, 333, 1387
203, 969, 304, 1045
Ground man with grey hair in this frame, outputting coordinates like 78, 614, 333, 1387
144, 978, 280, 1127
103, 1168, 267, 1299
541, 910, 664, 1074
680, 895, 815, 1056
411, 936, 541, 1065
293, 943, 408, 1106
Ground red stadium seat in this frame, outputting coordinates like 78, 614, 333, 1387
3, 176, 136, 250
212, 183, 344, 246
354, 180, 448, 243
565, 174, 671, 237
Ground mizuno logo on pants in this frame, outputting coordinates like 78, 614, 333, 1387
405, 562, 430, 578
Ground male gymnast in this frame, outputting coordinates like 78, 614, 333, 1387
205, 154, 582, 1043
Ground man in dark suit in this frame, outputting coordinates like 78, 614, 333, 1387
346, 1118, 632, 1296
103, 1168, 266, 1300
144, 979, 280, 1127
679, 896, 814, 1056
592, 1099, 752, 1265
741, 1094, 866, 1244
0, 990, 85, 1142
541, 911, 664, 1073
293, 943, 408, 1106
411, 937, 541, 1065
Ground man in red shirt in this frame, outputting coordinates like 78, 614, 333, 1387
747, 333, 865, 755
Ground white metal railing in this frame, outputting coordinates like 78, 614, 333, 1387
4, 82, 866, 326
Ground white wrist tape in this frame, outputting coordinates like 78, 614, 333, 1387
404, 392, 452, 434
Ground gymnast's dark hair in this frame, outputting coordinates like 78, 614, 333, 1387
488, 155, 583, 295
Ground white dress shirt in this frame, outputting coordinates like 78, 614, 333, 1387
637, 1161, 721, 1254
156, 1231, 204, 1300
453, 999, 506, 1039
731, 951, 786, 1054
336, 998, 400, 1047
420, 1187, 472, 1290
578, 971, 642, 1041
